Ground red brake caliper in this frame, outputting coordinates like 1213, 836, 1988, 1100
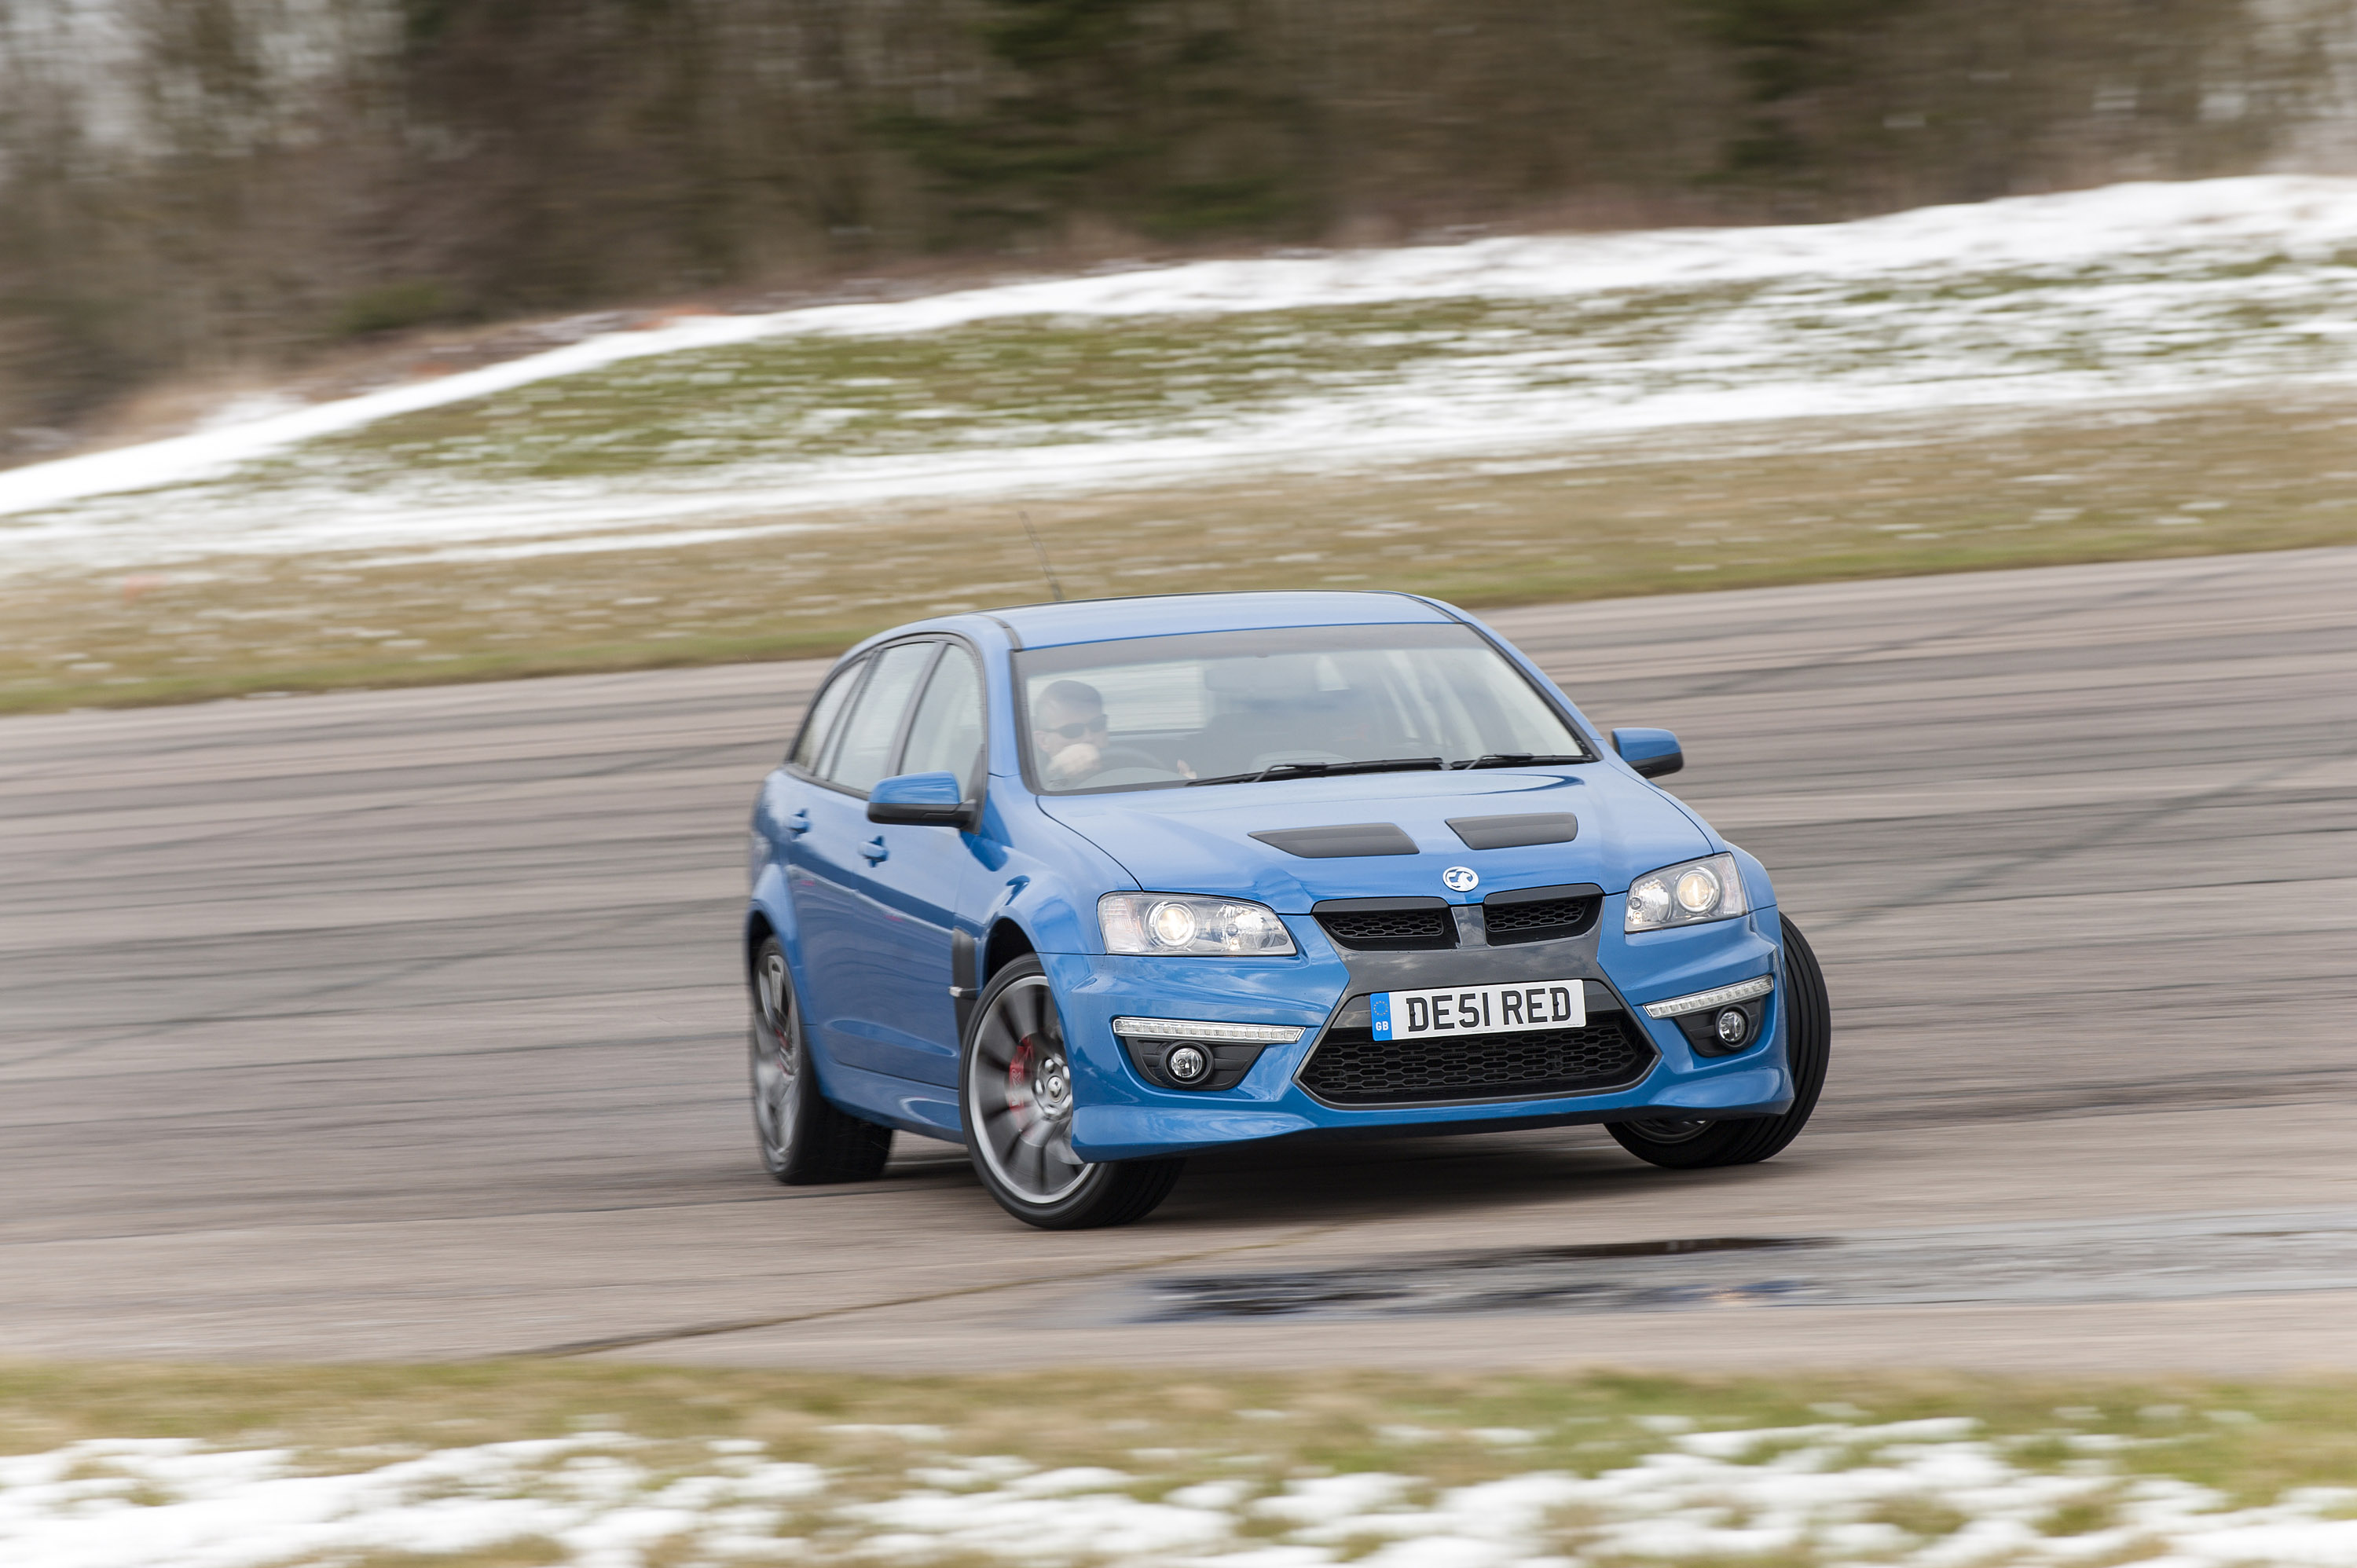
1006, 1037, 1036, 1132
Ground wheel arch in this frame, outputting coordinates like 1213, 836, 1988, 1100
744, 906, 779, 985
981, 917, 1036, 984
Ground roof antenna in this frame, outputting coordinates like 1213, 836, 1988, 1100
1018, 510, 1066, 602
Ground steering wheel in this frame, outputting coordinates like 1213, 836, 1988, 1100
1091, 746, 1172, 774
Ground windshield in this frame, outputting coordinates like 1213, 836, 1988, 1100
1015, 624, 1591, 793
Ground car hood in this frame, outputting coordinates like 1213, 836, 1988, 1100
1036, 767, 1712, 911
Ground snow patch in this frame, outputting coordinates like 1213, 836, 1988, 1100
9, 1422, 2357, 1566
5, 175, 2357, 578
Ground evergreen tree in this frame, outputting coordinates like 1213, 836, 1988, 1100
882, 0, 1313, 244
1693, 0, 1915, 179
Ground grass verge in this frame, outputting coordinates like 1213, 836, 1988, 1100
5, 1359, 2357, 1505
9, 1362, 2357, 1566
5, 391, 2355, 715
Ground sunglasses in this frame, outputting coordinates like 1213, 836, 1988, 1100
1038, 714, 1109, 740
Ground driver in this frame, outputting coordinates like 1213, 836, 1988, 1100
1033, 680, 1112, 787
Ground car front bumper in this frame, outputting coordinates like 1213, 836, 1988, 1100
1053, 898, 1794, 1161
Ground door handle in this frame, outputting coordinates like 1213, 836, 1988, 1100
784, 808, 811, 837
861, 835, 889, 864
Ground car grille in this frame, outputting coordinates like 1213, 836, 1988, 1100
1482, 893, 1600, 943
1315, 907, 1455, 950
1298, 1013, 1654, 1105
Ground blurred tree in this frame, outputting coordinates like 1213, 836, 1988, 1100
0, 0, 2341, 453
0, 0, 394, 438
879, 0, 1316, 244
381, 0, 967, 311
1692, 0, 1915, 185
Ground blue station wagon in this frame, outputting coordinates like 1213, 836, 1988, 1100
744, 592, 1830, 1228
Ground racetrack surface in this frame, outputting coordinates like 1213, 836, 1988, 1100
3, 548, 2353, 1372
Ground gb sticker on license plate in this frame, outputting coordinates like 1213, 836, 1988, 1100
1369, 979, 1585, 1041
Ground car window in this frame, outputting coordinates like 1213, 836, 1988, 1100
898, 645, 986, 793
789, 655, 866, 772
1014, 623, 1589, 793
823, 641, 937, 793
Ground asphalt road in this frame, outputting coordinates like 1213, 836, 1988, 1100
3, 548, 2354, 1373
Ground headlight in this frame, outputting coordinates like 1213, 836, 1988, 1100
1099, 892, 1297, 956
1625, 852, 1748, 932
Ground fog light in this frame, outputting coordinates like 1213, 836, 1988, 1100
1165, 1044, 1211, 1083
1714, 1007, 1751, 1046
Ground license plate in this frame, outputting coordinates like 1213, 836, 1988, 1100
1369, 979, 1585, 1041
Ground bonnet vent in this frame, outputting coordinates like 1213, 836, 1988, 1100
1446, 812, 1578, 850
1249, 822, 1420, 858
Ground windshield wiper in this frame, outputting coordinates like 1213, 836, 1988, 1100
1186, 757, 1443, 787
1450, 753, 1589, 770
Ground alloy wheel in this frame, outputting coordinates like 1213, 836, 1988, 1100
751, 947, 801, 1171
966, 973, 1088, 1205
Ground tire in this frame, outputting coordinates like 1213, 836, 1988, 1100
750, 936, 893, 1184
1607, 915, 1831, 1171
961, 955, 1183, 1229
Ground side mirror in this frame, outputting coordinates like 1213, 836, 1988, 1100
867, 771, 976, 828
1611, 727, 1684, 780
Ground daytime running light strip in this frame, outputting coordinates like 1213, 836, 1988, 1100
1109, 1017, 1307, 1044
1642, 975, 1775, 1020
